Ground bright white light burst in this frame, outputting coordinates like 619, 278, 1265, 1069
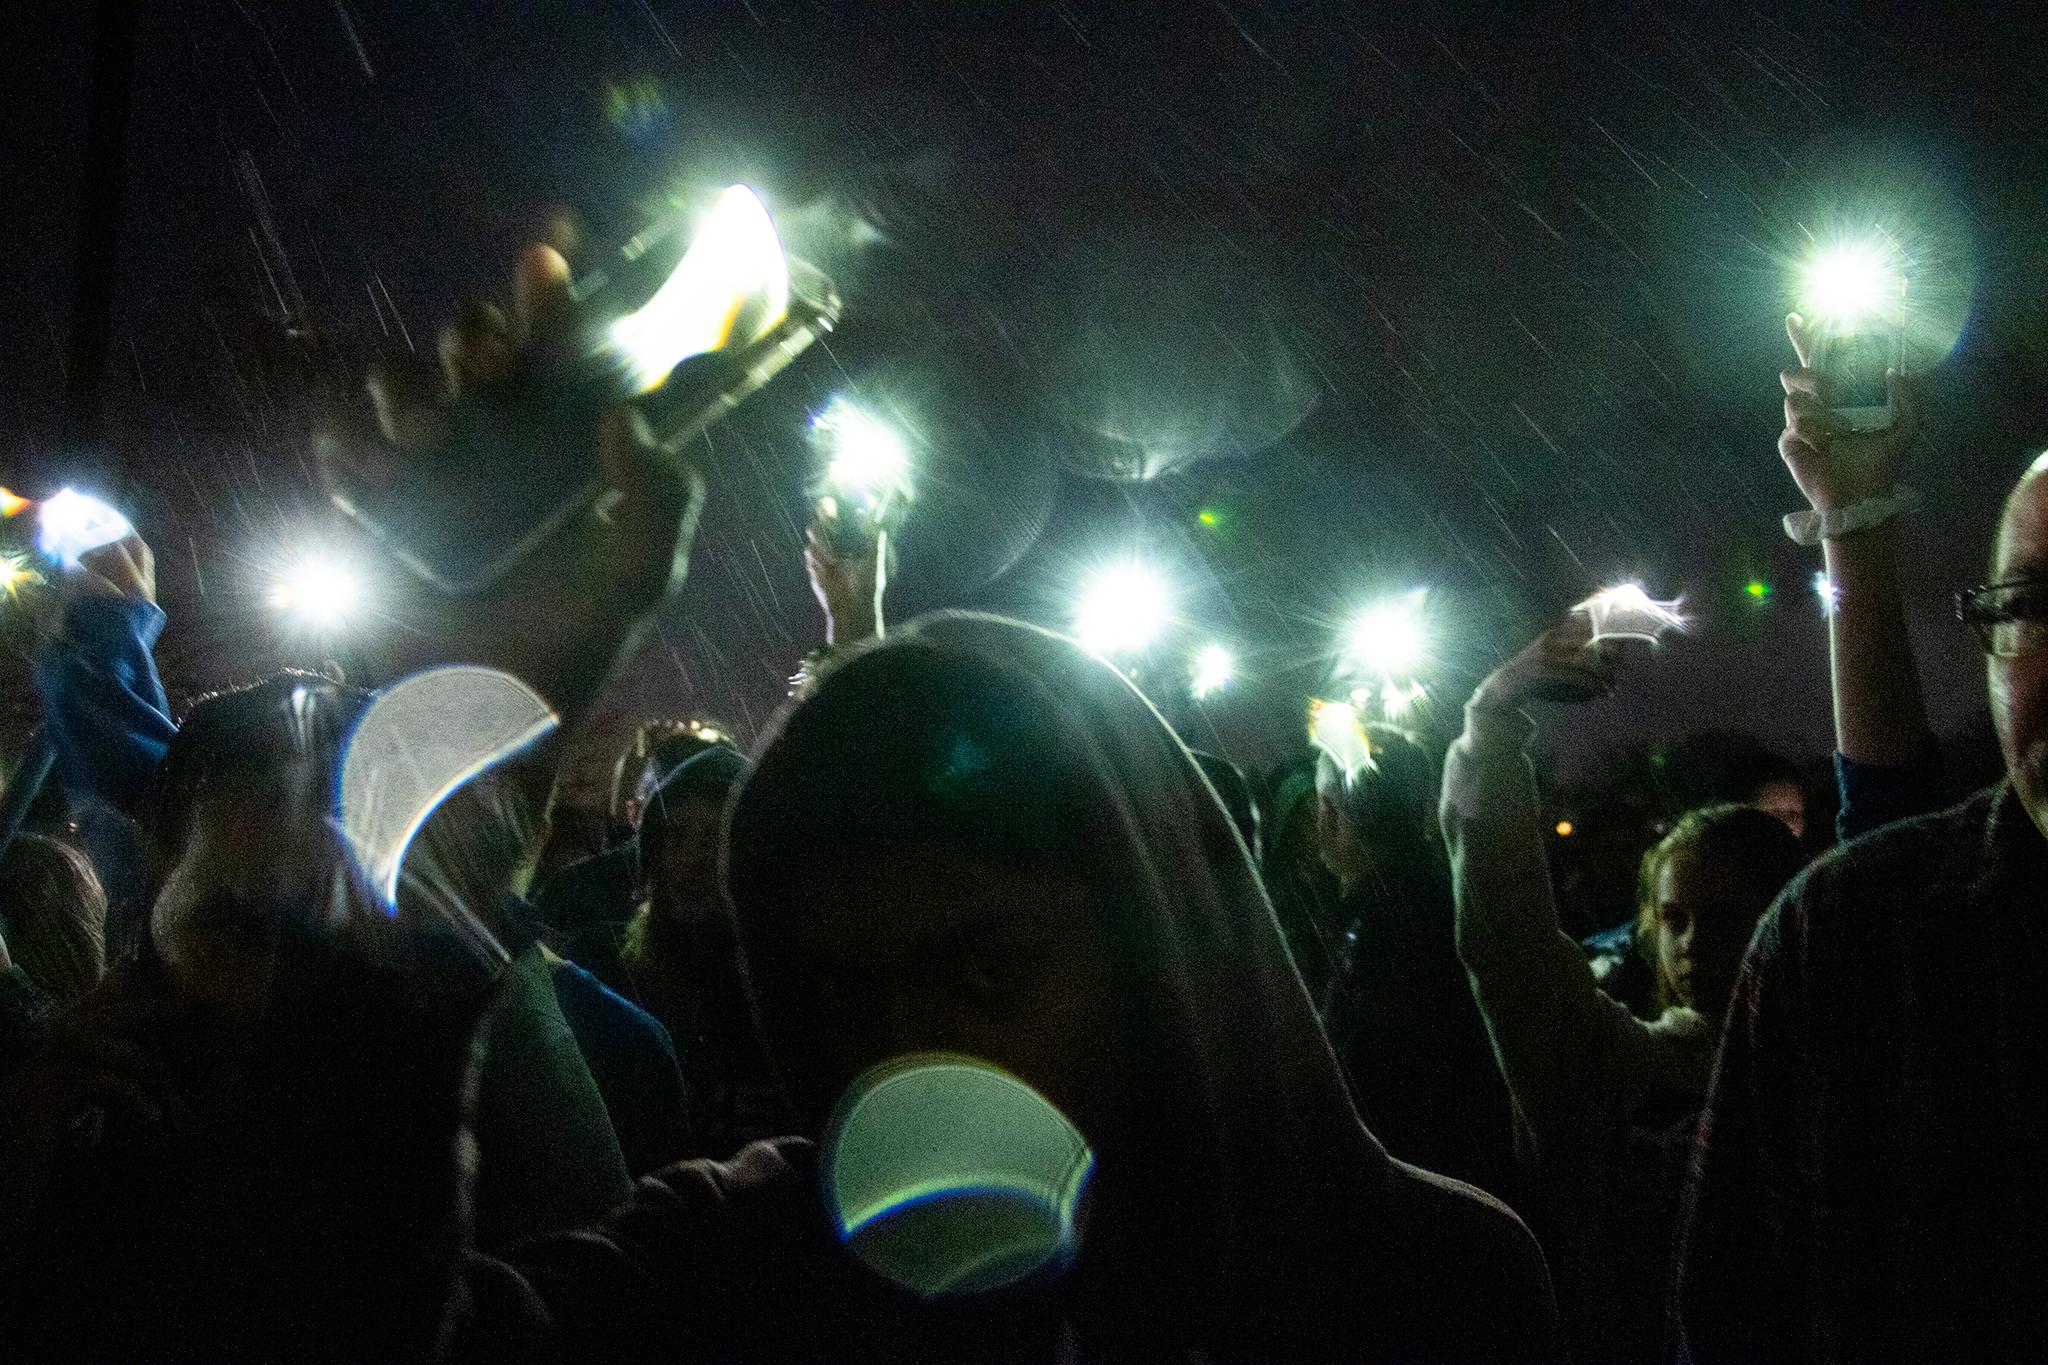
1190, 643, 1235, 699
1341, 590, 1428, 679
814, 396, 911, 504
0, 555, 36, 597
605, 185, 791, 394
1573, 583, 1686, 644
1800, 240, 1904, 330
1813, 570, 1839, 616
1075, 561, 1171, 658
37, 488, 132, 567
271, 554, 364, 631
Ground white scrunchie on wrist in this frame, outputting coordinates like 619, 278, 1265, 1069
1782, 484, 1922, 547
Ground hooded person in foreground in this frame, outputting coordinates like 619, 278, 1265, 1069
447, 613, 1557, 1362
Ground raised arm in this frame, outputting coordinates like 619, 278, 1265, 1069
1779, 314, 1941, 836
29, 534, 176, 815
1442, 620, 1639, 1138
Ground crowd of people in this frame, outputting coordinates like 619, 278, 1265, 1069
0, 246, 2040, 1362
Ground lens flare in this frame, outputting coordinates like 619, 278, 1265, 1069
0, 488, 29, 518
1814, 570, 1839, 615
1074, 561, 1171, 658
339, 665, 560, 907
1190, 643, 1234, 699
605, 185, 792, 394
271, 554, 365, 631
0, 555, 37, 597
1800, 240, 1905, 330
823, 1055, 1095, 1300
1573, 583, 1685, 644
1340, 590, 1428, 680
37, 489, 132, 567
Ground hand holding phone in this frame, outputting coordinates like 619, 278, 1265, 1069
0, 489, 140, 645
1780, 313, 1923, 517
328, 188, 838, 597
316, 244, 704, 725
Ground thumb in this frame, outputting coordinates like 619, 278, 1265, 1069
1786, 312, 1816, 370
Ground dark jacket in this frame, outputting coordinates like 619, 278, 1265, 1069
545, 951, 690, 1176
1323, 854, 1519, 1198
565, 913, 786, 1160
449, 613, 1560, 1361
1675, 783, 2048, 1362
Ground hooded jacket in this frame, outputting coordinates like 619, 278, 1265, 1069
445, 614, 1556, 1362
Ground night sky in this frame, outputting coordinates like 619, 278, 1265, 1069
6, 1, 2047, 785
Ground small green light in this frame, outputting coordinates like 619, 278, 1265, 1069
1197, 508, 1220, 528
1745, 579, 1771, 601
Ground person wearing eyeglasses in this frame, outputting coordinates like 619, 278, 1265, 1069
1671, 327, 2048, 1361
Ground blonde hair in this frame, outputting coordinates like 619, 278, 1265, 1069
1634, 805, 1804, 1012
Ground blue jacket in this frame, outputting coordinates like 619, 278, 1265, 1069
29, 595, 177, 939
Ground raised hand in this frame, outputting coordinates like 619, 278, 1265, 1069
317, 245, 703, 724
1472, 615, 1623, 714
804, 521, 886, 646
1780, 313, 1923, 514
71, 533, 156, 607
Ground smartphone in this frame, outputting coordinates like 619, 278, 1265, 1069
815, 493, 879, 560
1813, 327, 1901, 434
0, 488, 132, 577
332, 208, 841, 596
39, 489, 134, 566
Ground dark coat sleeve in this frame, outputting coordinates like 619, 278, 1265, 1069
31, 595, 177, 814
1671, 897, 1820, 1362
440, 1137, 820, 1365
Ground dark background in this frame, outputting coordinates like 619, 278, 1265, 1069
4, 0, 2045, 788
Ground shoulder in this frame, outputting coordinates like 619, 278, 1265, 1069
449, 1139, 821, 1361
548, 955, 677, 1058
632, 1136, 815, 1220
1607, 1001, 1718, 1101
562, 919, 631, 977
1768, 785, 1998, 949
1379, 1160, 1558, 1357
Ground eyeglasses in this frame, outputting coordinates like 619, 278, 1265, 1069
1956, 579, 2048, 658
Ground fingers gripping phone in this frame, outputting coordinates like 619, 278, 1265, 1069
331, 190, 842, 596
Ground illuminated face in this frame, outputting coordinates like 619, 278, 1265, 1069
1652, 847, 1773, 1015
1751, 779, 1807, 842
755, 850, 1125, 1152
1991, 471, 2048, 839
646, 794, 728, 925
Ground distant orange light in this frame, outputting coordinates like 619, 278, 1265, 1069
1554, 820, 1575, 837
0, 487, 29, 517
